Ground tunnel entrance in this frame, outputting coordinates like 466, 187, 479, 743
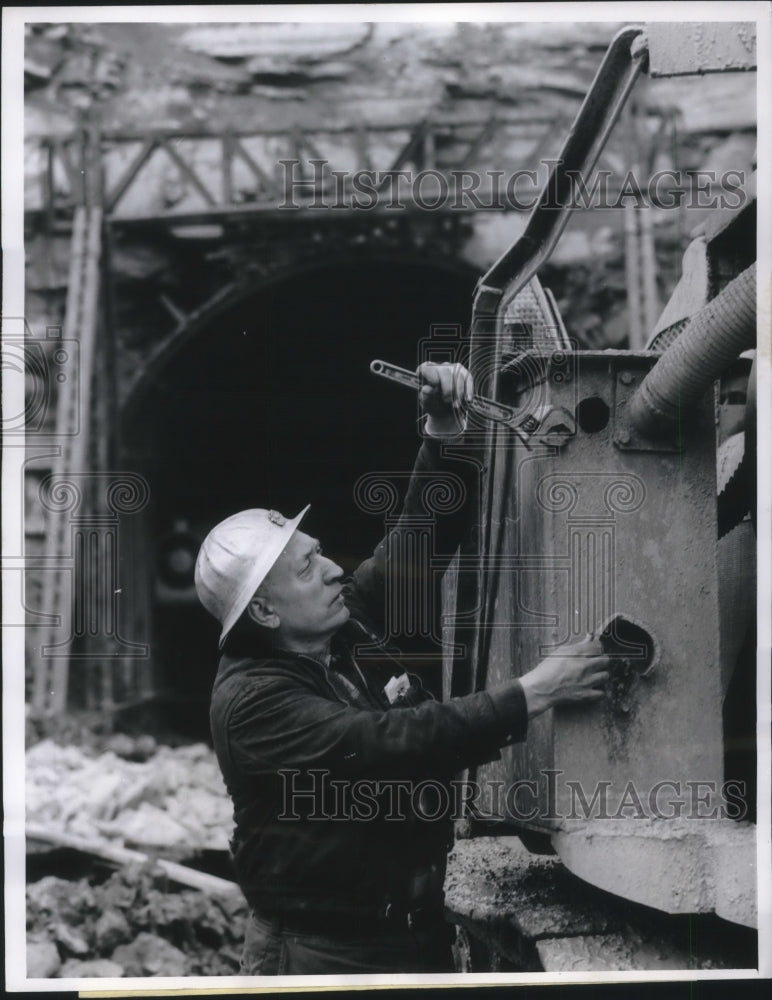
124, 255, 479, 738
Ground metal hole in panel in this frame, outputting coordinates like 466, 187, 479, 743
575, 396, 610, 433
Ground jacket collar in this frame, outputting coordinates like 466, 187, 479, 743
216, 615, 380, 680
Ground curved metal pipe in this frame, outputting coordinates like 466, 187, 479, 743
463, 26, 648, 706
628, 264, 756, 438
474, 24, 647, 308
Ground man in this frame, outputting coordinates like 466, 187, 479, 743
195, 362, 610, 976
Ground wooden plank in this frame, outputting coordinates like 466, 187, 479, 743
26, 822, 239, 897
32, 208, 87, 712
423, 124, 436, 170
105, 136, 158, 213
229, 135, 279, 198
92, 116, 560, 141
41, 141, 55, 224
289, 126, 329, 184
457, 116, 498, 170
157, 137, 217, 207
53, 138, 83, 203
386, 119, 430, 172
354, 124, 373, 172
158, 293, 188, 325
221, 131, 234, 205
107, 203, 487, 230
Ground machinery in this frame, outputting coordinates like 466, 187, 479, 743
433, 24, 758, 970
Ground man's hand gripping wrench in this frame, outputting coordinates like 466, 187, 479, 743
370, 359, 534, 446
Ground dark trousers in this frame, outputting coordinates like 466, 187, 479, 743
240, 909, 456, 975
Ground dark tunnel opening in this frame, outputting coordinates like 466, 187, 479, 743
124, 256, 479, 738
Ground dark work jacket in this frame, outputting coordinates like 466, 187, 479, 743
209, 437, 528, 917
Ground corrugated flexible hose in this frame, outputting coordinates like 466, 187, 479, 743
629, 264, 756, 438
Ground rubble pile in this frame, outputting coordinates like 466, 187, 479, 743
26, 736, 232, 852
27, 863, 248, 978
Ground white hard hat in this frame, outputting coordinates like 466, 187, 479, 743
194, 505, 310, 648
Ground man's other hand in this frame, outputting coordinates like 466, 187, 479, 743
418, 362, 473, 439
519, 635, 610, 718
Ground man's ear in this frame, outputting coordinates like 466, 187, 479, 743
247, 593, 280, 630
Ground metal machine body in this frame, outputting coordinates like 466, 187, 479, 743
443, 23, 758, 929
460, 349, 723, 820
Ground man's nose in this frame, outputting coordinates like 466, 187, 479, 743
321, 557, 344, 582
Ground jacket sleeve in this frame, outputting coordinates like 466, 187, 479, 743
225, 669, 527, 782
342, 436, 479, 639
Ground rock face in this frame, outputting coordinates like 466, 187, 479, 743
21, 18, 756, 349
23, 20, 755, 210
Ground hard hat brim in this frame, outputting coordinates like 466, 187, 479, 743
218, 504, 310, 649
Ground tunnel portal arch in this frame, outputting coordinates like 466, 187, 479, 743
120, 252, 480, 735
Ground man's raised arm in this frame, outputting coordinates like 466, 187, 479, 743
343, 362, 478, 639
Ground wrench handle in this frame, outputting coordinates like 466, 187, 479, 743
370, 359, 521, 431
369, 359, 421, 391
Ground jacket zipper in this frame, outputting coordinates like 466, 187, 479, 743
299, 619, 392, 710
296, 654, 350, 706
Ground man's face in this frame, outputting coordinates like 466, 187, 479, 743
256, 530, 349, 648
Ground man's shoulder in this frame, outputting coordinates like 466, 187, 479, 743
211, 653, 320, 734
214, 651, 303, 688
212, 651, 335, 706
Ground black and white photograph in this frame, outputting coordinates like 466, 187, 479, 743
3, 2, 771, 990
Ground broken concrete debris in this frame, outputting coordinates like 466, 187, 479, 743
26, 733, 247, 976
93, 910, 133, 953
26, 738, 231, 851
59, 958, 125, 978
111, 932, 189, 977
27, 938, 62, 979
52, 922, 90, 958
27, 865, 248, 978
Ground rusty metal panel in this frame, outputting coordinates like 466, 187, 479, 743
450, 351, 724, 827
646, 22, 756, 77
